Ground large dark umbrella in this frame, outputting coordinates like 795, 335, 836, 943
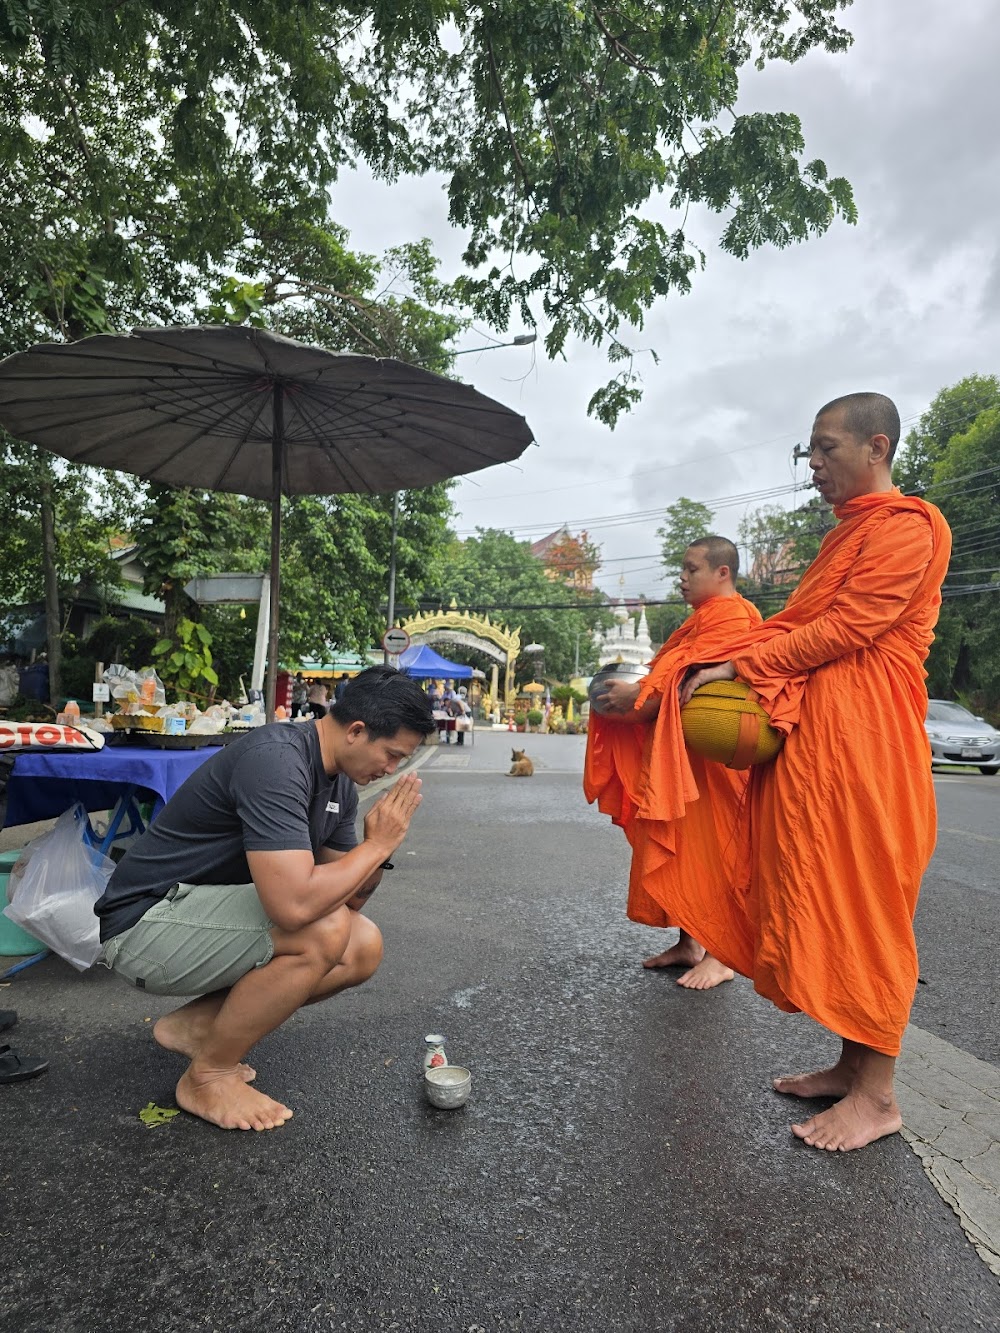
0, 325, 534, 715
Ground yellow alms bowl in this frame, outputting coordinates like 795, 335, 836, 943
681, 680, 784, 770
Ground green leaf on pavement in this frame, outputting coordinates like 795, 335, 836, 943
139, 1102, 180, 1128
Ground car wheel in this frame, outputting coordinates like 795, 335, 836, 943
979, 766, 999, 776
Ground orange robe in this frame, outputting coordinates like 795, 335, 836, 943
583, 594, 763, 930
680, 491, 951, 1057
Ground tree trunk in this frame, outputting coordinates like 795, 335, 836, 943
38, 458, 62, 706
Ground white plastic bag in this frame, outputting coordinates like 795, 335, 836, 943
3, 803, 113, 970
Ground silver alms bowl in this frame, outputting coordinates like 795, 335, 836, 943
425, 1065, 472, 1109
588, 662, 650, 715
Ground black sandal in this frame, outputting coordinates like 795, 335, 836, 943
0, 1043, 48, 1083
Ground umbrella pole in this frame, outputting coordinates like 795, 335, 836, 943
383, 491, 400, 666
265, 385, 283, 722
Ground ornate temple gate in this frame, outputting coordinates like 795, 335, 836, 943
399, 607, 521, 708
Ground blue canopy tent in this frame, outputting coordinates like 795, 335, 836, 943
398, 644, 474, 745
397, 644, 473, 678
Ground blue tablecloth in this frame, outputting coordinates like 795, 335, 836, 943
2, 744, 219, 828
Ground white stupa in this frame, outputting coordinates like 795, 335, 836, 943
595, 580, 652, 668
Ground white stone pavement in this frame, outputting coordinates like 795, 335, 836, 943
898, 1024, 1000, 1277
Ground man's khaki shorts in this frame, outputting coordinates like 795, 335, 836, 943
99, 882, 275, 996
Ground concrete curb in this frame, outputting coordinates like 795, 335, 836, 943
898, 1023, 1000, 1277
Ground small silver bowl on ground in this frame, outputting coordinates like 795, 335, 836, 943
424, 1065, 472, 1109
588, 662, 650, 716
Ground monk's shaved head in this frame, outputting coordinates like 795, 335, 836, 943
816, 392, 901, 461
687, 535, 740, 579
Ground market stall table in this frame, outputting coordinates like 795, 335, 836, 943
1, 744, 220, 852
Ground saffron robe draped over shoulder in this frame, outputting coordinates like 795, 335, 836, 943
583, 594, 763, 929
686, 491, 952, 1057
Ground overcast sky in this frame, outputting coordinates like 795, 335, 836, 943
333, 0, 1000, 601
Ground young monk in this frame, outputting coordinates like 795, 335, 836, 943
680, 392, 951, 1152
584, 537, 762, 989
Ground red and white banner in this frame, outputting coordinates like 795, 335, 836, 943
0, 723, 105, 752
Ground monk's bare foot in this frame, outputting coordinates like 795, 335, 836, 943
154, 1011, 256, 1082
176, 1067, 293, 1132
642, 940, 706, 970
791, 1088, 902, 1152
772, 1061, 857, 1100
676, 955, 734, 990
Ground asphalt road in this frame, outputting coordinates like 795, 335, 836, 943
911, 770, 1000, 1065
1, 731, 998, 1332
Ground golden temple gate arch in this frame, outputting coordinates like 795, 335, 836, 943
399, 607, 521, 708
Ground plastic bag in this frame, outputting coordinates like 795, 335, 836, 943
135, 667, 166, 708
3, 803, 113, 970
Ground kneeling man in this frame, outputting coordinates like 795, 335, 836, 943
96, 666, 435, 1131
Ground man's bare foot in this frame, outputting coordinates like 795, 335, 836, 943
176, 1067, 293, 1132
642, 940, 706, 970
772, 1060, 858, 1100
676, 955, 734, 990
154, 1011, 256, 1082
791, 1088, 902, 1152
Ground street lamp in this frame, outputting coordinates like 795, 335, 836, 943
524, 642, 544, 681
452, 332, 537, 358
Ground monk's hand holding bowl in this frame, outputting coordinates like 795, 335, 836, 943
597, 678, 641, 716
594, 678, 660, 724
678, 660, 736, 708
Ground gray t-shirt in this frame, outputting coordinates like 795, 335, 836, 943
95, 723, 359, 941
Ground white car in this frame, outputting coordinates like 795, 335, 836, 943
925, 699, 1000, 775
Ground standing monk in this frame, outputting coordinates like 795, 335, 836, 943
584, 538, 762, 989
680, 393, 951, 1151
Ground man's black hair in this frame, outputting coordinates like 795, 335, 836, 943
687, 535, 740, 578
816, 392, 901, 461
329, 665, 436, 738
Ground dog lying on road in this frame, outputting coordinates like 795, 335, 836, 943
507, 748, 534, 777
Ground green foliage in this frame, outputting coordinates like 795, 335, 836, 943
922, 400, 1000, 706
551, 684, 586, 707
84, 616, 160, 671
152, 616, 219, 698
1, 1, 856, 422
427, 528, 608, 680
894, 375, 1000, 496
644, 600, 688, 647
526, 707, 544, 726
656, 498, 715, 574
59, 654, 99, 703
737, 497, 835, 612
0, 433, 131, 609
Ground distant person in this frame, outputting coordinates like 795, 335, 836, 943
334, 673, 351, 703
307, 678, 329, 719
447, 694, 471, 746
291, 673, 308, 718
95, 667, 436, 1132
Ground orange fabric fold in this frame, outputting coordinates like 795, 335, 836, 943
668, 491, 952, 1057
583, 594, 763, 929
